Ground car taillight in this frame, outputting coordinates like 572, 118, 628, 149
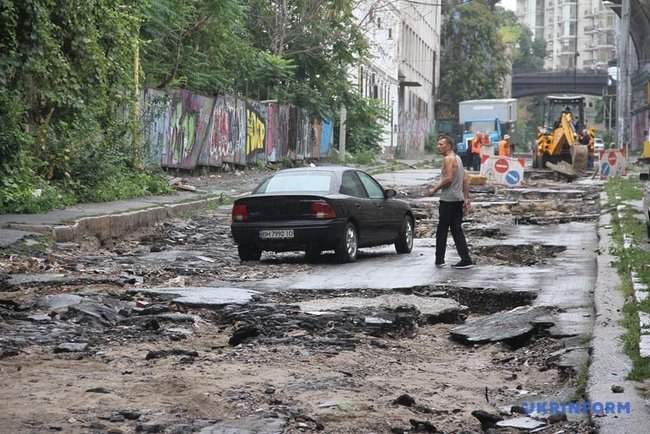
310, 201, 336, 219
232, 204, 248, 222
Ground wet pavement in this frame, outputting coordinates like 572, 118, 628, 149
0, 164, 641, 433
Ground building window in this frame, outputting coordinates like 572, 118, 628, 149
388, 28, 392, 40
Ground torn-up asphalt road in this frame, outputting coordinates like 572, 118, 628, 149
0, 169, 602, 433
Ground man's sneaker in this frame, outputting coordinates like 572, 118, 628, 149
452, 260, 473, 269
435, 261, 446, 268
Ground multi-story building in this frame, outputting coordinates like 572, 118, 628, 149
351, 1, 401, 151
542, 0, 616, 71
515, 0, 545, 40
516, 0, 616, 72
351, 0, 441, 155
397, 0, 441, 156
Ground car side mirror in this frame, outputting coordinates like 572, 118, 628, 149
641, 172, 649, 181
385, 189, 397, 199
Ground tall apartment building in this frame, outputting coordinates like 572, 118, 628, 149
351, 0, 441, 155
516, 0, 616, 72
515, 0, 545, 40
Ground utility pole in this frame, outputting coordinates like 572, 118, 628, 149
617, 0, 631, 153
339, 106, 347, 162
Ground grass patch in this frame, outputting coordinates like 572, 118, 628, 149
604, 176, 643, 204
571, 360, 590, 401
607, 176, 650, 380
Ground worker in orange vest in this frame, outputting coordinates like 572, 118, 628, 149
470, 131, 482, 171
498, 135, 512, 157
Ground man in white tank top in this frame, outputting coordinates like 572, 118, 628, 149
429, 135, 473, 269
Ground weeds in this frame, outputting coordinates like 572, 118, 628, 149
607, 176, 650, 380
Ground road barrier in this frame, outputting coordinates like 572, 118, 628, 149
480, 156, 526, 186
599, 149, 627, 178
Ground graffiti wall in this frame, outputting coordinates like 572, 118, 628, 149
141, 89, 333, 169
398, 111, 432, 156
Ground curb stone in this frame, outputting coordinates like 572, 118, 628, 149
2, 195, 224, 242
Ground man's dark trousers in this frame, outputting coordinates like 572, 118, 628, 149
435, 201, 471, 263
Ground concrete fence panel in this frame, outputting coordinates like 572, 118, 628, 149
141, 89, 332, 169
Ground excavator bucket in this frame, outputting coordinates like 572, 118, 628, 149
571, 144, 588, 171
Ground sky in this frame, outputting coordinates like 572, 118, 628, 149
499, 0, 517, 12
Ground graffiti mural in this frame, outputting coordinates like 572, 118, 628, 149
246, 103, 267, 163
398, 111, 432, 157
140, 89, 332, 169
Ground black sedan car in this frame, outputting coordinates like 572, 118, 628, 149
231, 166, 414, 262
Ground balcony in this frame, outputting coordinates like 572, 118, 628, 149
595, 42, 615, 50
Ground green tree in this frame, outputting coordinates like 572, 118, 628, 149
439, 1, 509, 118
244, 0, 368, 116
139, 0, 294, 97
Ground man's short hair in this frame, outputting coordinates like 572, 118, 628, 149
438, 134, 453, 147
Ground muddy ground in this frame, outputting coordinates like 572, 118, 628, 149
0, 172, 601, 434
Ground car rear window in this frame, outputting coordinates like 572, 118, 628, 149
255, 172, 333, 193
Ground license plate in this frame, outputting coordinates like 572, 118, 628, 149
259, 229, 294, 239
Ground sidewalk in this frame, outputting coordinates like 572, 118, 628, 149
587, 199, 650, 432
0, 190, 228, 247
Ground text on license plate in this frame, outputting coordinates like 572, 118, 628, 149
259, 229, 294, 239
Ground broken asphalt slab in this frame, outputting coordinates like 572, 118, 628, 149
129, 286, 260, 307
450, 305, 554, 345
1, 273, 132, 291
297, 294, 468, 324
0, 228, 40, 248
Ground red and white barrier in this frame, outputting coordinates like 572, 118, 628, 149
599, 149, 627, 178
480, 156, 526, 186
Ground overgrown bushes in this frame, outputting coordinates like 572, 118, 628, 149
0, 0, 385, 213
0, 0, 171, 213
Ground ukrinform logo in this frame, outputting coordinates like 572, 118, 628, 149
521, 401, 632, 415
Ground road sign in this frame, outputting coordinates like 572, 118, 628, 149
608, 151, 617, 166
505, 170, 521, 185
494, 158, 509, 173
480, 156, 524, 186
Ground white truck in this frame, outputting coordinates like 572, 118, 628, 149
457, 99, 517, 165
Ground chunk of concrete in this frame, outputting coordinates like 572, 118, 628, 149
450, 306, 553, 345
640, 335, 650, 359
198, 416, 286, 434
131, 287, 260, 307
496, 416, 546, 430
4, 273, 128, 290
36, 294, 83, 311
54, 342, 88, 353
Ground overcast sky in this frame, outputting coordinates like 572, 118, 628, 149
499, 0, 516, 11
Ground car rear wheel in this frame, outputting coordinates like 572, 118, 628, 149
335, 222, 358, 263
238, 244, 262, 261
395, 215, 414, 254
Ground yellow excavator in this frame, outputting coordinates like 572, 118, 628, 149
534, 96, 592, 170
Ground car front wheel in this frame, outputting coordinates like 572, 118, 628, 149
238, 244, 262, 261
395, 215, 414, 254
335, 222, 358, 263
